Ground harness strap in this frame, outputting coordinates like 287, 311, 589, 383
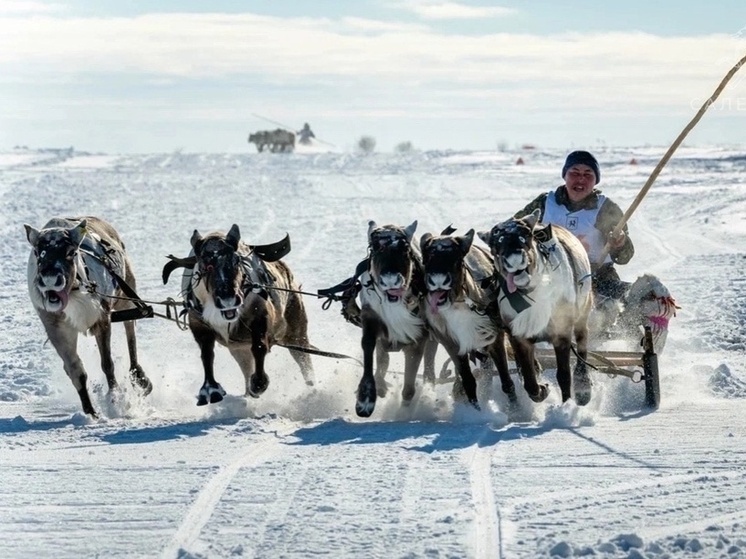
317, 258, 369, 309
496, 275, 534, 314
78, 247, 154, 322
275, 343, 363, 366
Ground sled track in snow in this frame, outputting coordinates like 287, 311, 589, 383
159, 433, 287, 559
503, 470, 746, 552
470, 444, 503, 558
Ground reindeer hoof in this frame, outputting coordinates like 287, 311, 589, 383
574, 383, 592, 406
505, 384, 518, 403
356, 377, 377, 417
197, 383, 226, 406
248, 372, 269, 398
528, 384, 549, 403
129, 366, 153, 396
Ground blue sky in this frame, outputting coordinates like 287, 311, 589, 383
2, 0, 746, 153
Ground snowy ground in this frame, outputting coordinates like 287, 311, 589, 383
1, 144, 745, 558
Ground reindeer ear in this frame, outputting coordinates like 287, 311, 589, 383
190, 229, 203, 250
24, 224, 40, 246
477, 230, 490, 245
227, 224, 241, 249
367, 220, 378, 240
69, 220, 87, 247
420, 232, 433, 252
458, 229, 475, 253
524, 209, 541, 230
404, 220, 417, 241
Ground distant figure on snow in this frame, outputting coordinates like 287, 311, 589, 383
297, 123, 315, 145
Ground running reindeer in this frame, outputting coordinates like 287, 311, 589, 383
25, 217, 153, 417
478, 210, 594, 405
162, 224, 314, 405
331, 220, 436, 417
419, 228, 515, 409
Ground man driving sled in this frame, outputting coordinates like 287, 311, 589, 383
513, 150, 677, 350
515, 150, 632, 301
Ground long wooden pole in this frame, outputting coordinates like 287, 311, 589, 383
598, 52, 746, 262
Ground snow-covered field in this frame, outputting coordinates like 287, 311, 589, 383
1, 145, 745, 558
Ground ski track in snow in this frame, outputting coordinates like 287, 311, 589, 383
2, 147, 746, 558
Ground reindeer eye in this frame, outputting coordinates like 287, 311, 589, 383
519, 236, 526, 244
38, 249, 44, 258
497, 235, 504, 244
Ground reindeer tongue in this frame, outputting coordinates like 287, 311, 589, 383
427, 290, 446, 313
48, 289, 69, 311
506, 273, 517, 294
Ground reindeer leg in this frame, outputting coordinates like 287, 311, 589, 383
123, 319, 153, 396
91, 320, 118, 392
191, 320, 225, 405
453, 353, 480, 410
115, 268, 153, 396
374, 343, 390, 398
401, 339, 426, 404
42, 318, 97, 417
228, 345, 256, 398
439, 341, 480, 410
356, 313, 382, 417
553, 336, 573, 403
488, 331, 516, 403
512, 337, 548, 403
247, 315, 270, 398
573, 321, 591, 406
285, 293, 315, 386
422, 337, 438, 385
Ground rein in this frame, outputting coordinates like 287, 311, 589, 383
77, 246, 155, 323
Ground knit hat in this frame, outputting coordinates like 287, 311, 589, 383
562, 150, 600, 184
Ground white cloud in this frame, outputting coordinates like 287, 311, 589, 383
390, 0, 516, 20
0, 0, 64, 14
1, 9, 746, 140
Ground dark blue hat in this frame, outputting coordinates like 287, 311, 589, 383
562, 150, 600, 184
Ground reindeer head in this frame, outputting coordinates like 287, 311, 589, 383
25, 219, 87, 312
420, 229, 474, 312
623, 274, 679, 352
478, 209, 542, 294
191, 224, 245, 322
367, 220, 418, 303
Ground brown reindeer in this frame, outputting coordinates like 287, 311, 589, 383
24, 217, 153, 417
163, 224, 314, 405
478, 210, 594, 405
420, 228, 514, 409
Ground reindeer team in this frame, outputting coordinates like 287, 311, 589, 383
25, 151, 677, 418
25, 213, 674, 419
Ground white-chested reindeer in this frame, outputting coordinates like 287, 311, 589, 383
25, 217, 153, 417
479, 210, 594, 405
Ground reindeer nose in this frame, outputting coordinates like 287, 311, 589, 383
427, 273, 451, 290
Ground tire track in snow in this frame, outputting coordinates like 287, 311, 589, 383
159, 434, 285, 559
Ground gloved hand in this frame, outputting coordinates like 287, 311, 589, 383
607, 229, 626, 249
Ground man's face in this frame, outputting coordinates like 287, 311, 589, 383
563, 164, 596, 203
